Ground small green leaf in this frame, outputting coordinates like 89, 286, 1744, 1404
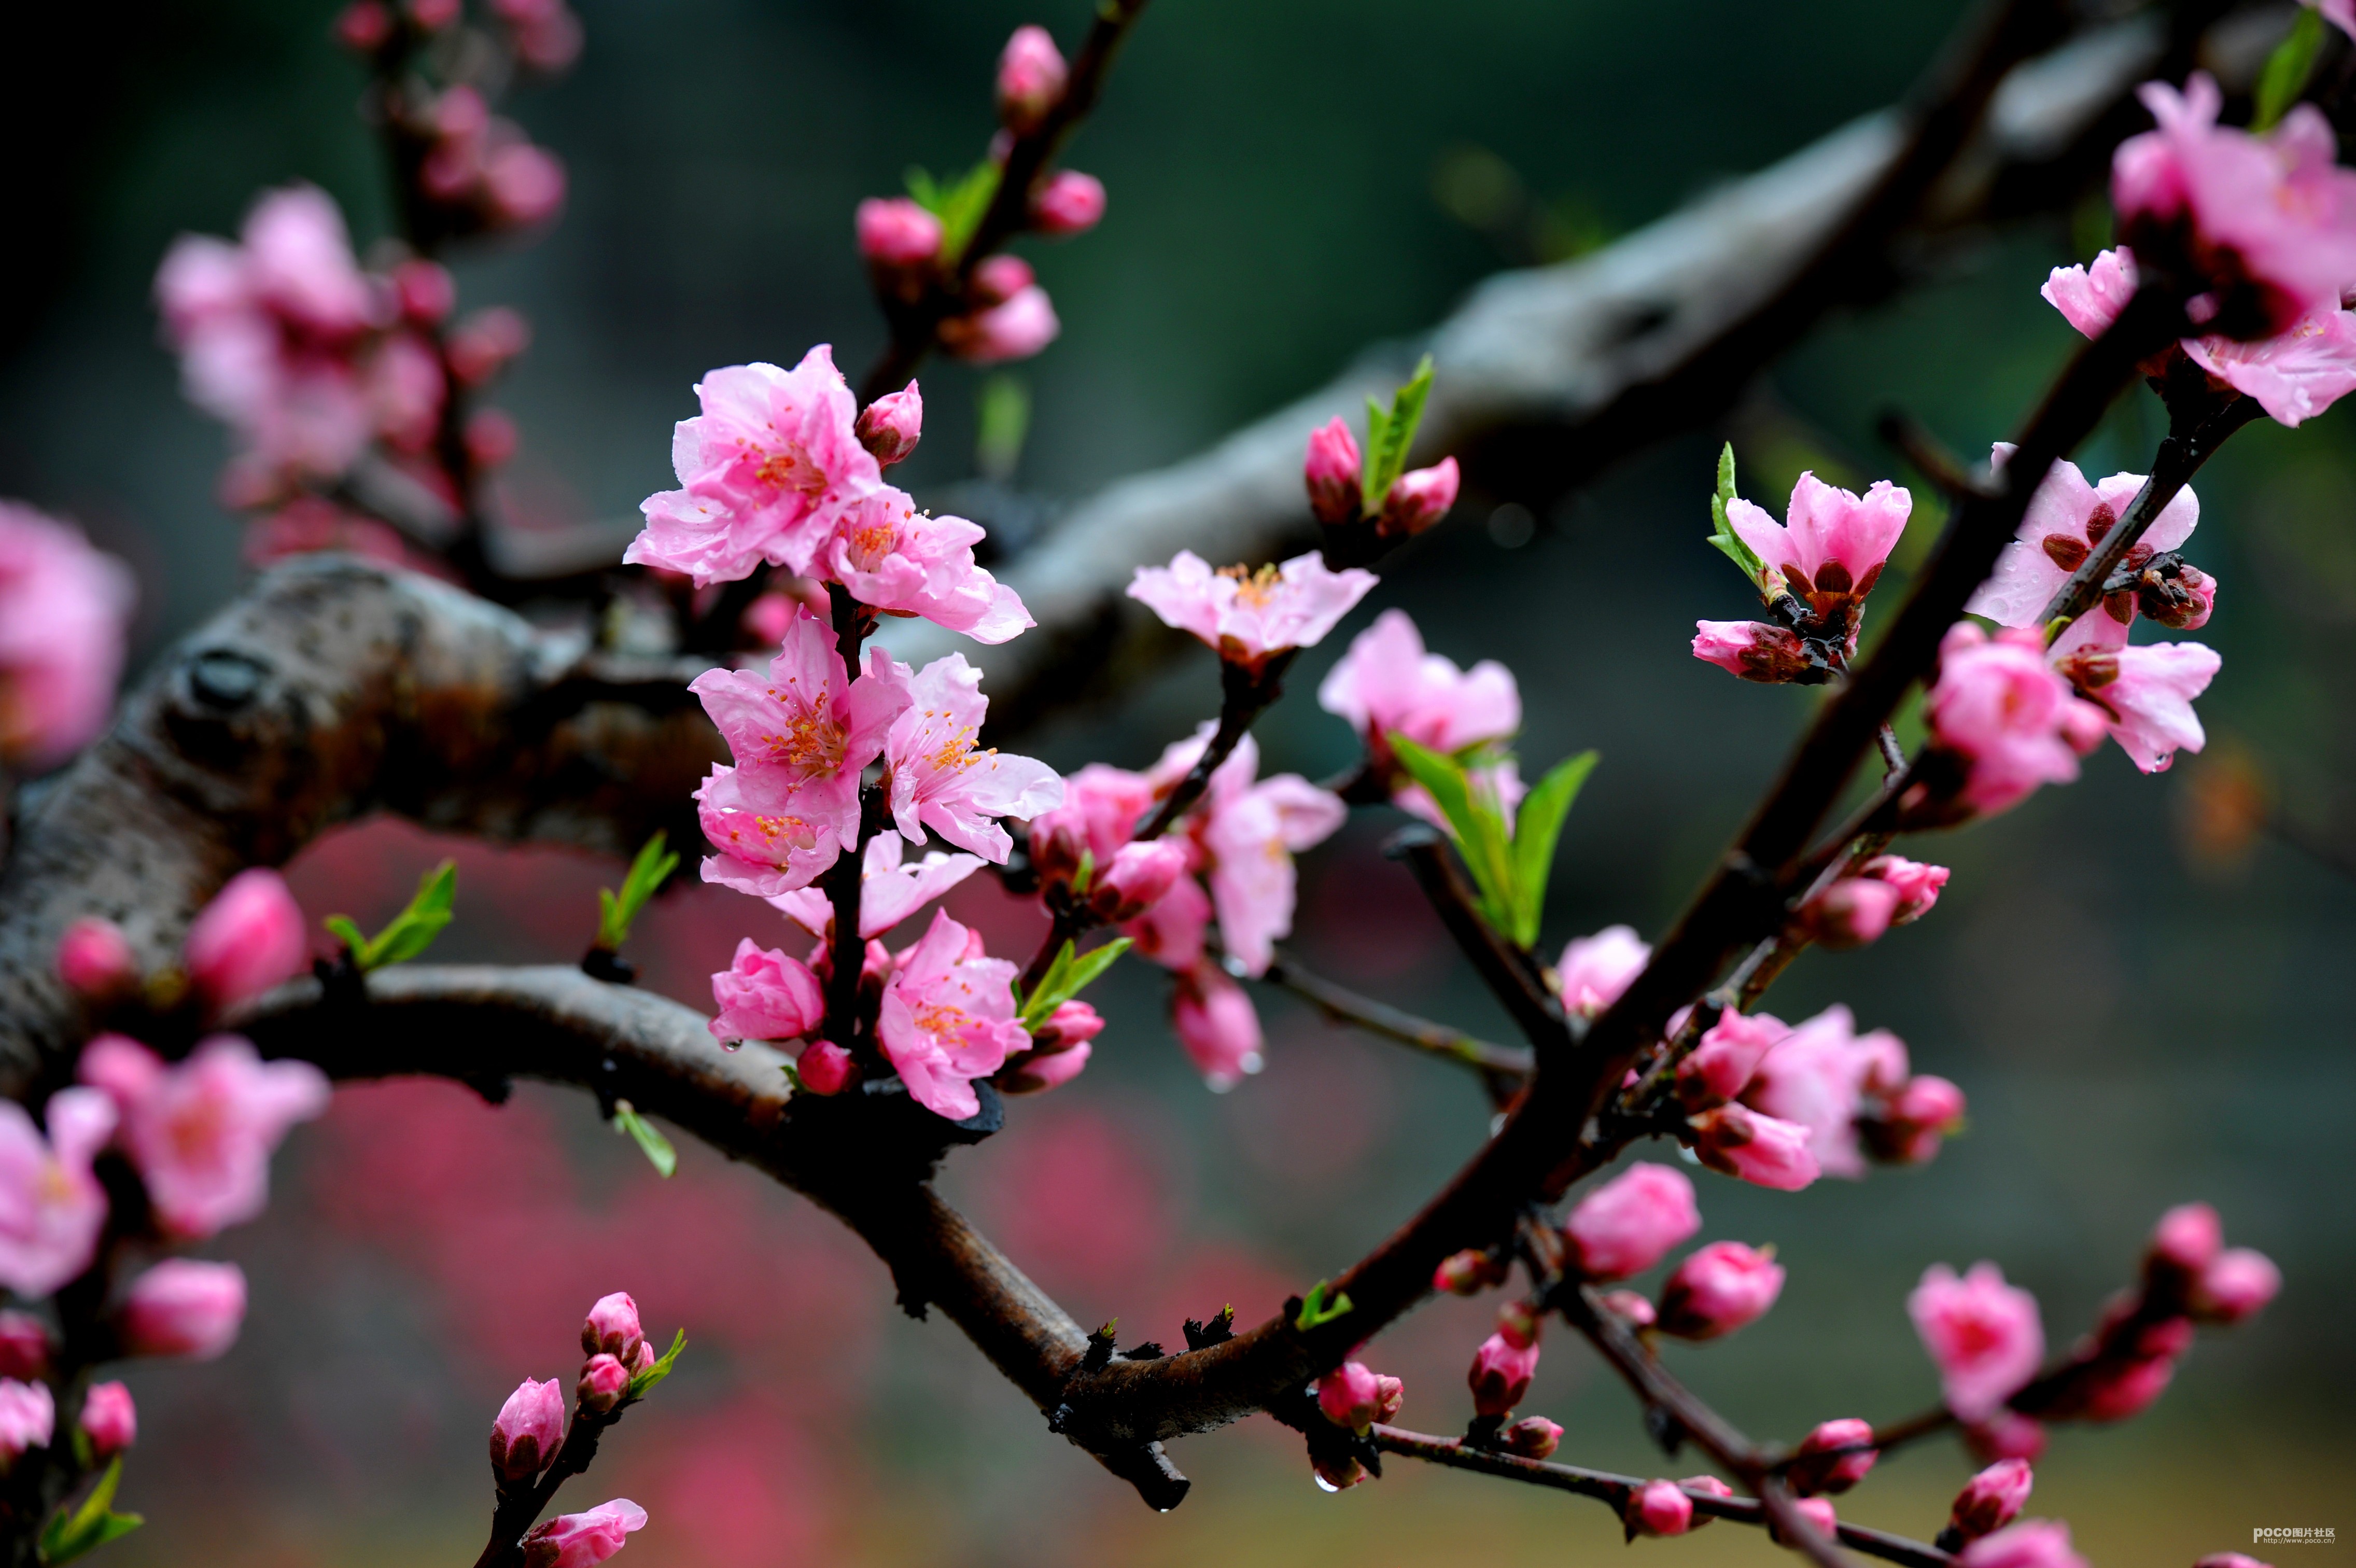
323, 915, 368, 960
1506, 750, 1598, 948
1389, 733, 1516, 935
325, 860, 456, 971
1018, 937, 1132, 1030
612, 1100, 677, 1179
40, 1457, 144, 1566
597, 833, 680, 951
906, 159, 1003, 263
2255, 5, 2325, 133
627, 1327, 686, 1400
1361, 355, 1436, 513
1293, 1280, 1356, 1332
975, 373, 1031, 483
1704, 442, 1771, 592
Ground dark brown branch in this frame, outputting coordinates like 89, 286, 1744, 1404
1257, 949, 1533, 1083
1390, 829, 1569, 1062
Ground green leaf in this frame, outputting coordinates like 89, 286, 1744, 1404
1704, 442, 1771, 591
612, 1100, 677, 1179
1360, 355, 1436, 513
906, 159, 1002, 263
1293, 1280, 1355, 1332
1388, 733, 1515, 935
597, 833, 680, 951
1505, 750, 1598, 948
1018, 937, 1133, 1031
2255, 5, 2325, 132
627, 1327, 686, 1401
40, 1458, 143, 1566
975, 373, 1031, 483
325, 860, 456, 971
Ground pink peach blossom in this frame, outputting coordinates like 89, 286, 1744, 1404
1957, 1519, 2087, 1568
0, 503, 134, 771
1967, 444, 2203, 632
876, 909, 1029, 1120
1788, 1418, 1878, 1495
183, 867, 310, 1012
583, 1291, 643, 1360
523, 1499, 647, 1568
118, 1258, 247, 1359
997, 1001, 1101, 1094
1795, 877, 1902, 950
1690, 619, 1811, 683
995, 24, 1067, 133
1170, 962, 1262, 1088
882, 652, 1063, 862
1689, 1102, 1818, 1191
2149, 1201, 2222, 1273
818, 487, 1031, 643
2191, 1248, 2279, 1323
1741, 1004, 1904, 1179
694, 766, 849, 900
1128, 550, 1379, 673
1924, 623, 2107, 819
1317, 608, 1520, 757
708, 939, 825, 1045
490, 1376, 566, 1482
0, 1379, 53, 1466
1725, 472, 1911, 617
1950, 1458, 2034, 1544
1181, 733, 1347, 975
626, 348, 883, 586
1379, 458, 1459, 538
1554, 925, 1649, 1018
2112, 75, 2356, 332
79, 1380, 135, 1460
1026, 762, 1156, 886
2048, 613, 2219, 775
940, 286, 1060, 363
1563, 1163, 1700, 1282
856, 199, 942, 268
1868, 1074, 1968, 1166
796, 1041, 856, 1095
2039, 247, 2139, 338
1910, 1262, 2045, 1423
855, 382, 923, 464
1032, 170, 1105, 235
2312, 0, 2356, 35
0, 1087, 117, 1298
577, 1354, 629, 1412
767, 832, 983, 942
2076, 1353, 2175, 1421
1316, 1360, 1402, 1433
1124, 872, 1213, 972
1088, 840, 1188, 923
79, 1033, 330, 1240
1467, 1331, 1538, 1416
1858, 854, 1950, 924
2184, 307, 2356, 427
1303, 417, 1363, 525
1778, 1497, 1840, 1546
1657, 1241, 1785, 1339
54, 917, 137, 1000
1677, 1009, 1786, 1110
1626, 1479, 1693, 1537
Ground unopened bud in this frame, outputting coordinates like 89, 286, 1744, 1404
970, 253, 1034, 307
1466, 1332, 1538, 1417
2073, 1354, 2175, 1422
1947, 1458, 2033, 1544
1088, 840, 1188, 923
1857, 853, 1950, 925
994, 25, 1068, 135
1795, 877, 1902, 950
1315, 1361, 1386, 1433
1692, 620, 1812, 683
856, 383, 923, 466
1303, 418, 1364, 526
1688, 1103, 1818, 1192
447, 306, 531, 386
118, 1259, 246, 1360
1563, 1161, 1700, 1282
2147, 1202, 2222, 1279
1378, 458, 1459, 538
184, 869, 307, 1012
1433, 1248, 1508, 1296
582, 1292, 644, 1362
1772, 1496, 1839, 1546
1625, 1478, 1693, 1538
0, 1314, 52, 1382
856, 198, 943, 269
796, 1041, 857, 1095
1657, 1241, 1784, 1340
391, 258, 456, 324
1000, 1039, 1091, 1094
1863, 1074, 1967, 1166
2190, 1248, 2279, 1324
55, 918, 137, 1001
78, 1381, 136, 1461
1502, 1416, 1561, 1459
577, 1353, 629, 1413
1598, 1289, 1657, 1328
1676, 1010, 1784, 1111
941, 285, 1060, 365
1679, 1474, 1733, 1528
1787, 1418, 1878, 1496
1031, 170, 1105, 236
490, 1377, 566, 1483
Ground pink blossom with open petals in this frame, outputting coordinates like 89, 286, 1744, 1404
79, 1033, 329, 1240
818, 487, 1031, 643
1691, 619, 1812, 683
1554, 925, 1649, 1018
941, 286, 1060, 364
1742, 1004, 1904, 1179
1187, 735, 1346, 975
1910, 1262, 2044, 1423
1957, 1519, 2088, 1568
1125, 872, 1213, 973
1677, 1009, 1786, 1110
1923, 623, 2107, 819
1026, 762, 1156, 889
876, 909, 1028, 1120
768, 832, 982, 942
2312, 0, 2356, 36
2047, 613, 2219, 774
2112, 75, 2356, 333
1563, 1163, 1700, 1282
626, 347, 882, 586
708, 939, 824, 1045
1128, 550, 1379, 673
523, 1499, 648, 1568
1689, 1102, 1818, 1191
0, 503, 134, 772
694, 610, 905, 803
118, 1258, 246, 1360
0, 1379, 54, 1467
1968, 445, 2203, 632
2040, 247, 2140, 338
882, 653, 1063, 862
0, 1088, 116, 1298
694, 766, 847, 898
1317, 608, 1520, 760
1658, 1240, 1786, 1338
1171, 962, 1262, 1088
1726, 472, 1911, 636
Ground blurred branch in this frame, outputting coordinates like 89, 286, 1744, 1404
1258, 947, 1534, 1086
881, 0, 2222, 734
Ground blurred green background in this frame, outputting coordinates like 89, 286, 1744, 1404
2, 0, 2350, 1563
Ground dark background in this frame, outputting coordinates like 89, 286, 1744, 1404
2, 0, 2350, 1563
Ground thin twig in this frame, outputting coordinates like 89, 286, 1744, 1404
1258, 949, 1534, 1081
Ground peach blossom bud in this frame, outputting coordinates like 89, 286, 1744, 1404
1676, 1009, 1784, 1110
1599, 1289, 1657, 1328
1680, 1474, 1733, 1528
78, 1381, 136, 1460
1796, 877, 1902, 950
55, 917, 137, 1000
184, 869, 307, 1012
1502, 1416, 1561, 1458
1030, 1001, 1104, 1056
970, 253, 1034, 307
1866, 1074, 1967, 1165
1032, 170, 1105, 235
1003, 1040, 1092, 1093
335, 0, 392, 50
2075, 1355, 2175, 1422
1378, 458, 1459, 538
490, 1377, 565, 1482
582, 1292, 643, 1361
392, 259, 456, 324
1948, 1458, 2033, 1544
1774, 1496, 1839, 1546
1787, 1417, 1877, 1495
942, 285, 1060, 365
1658, 1241, 1784, 1340
118, 1259, 246, 1360
1689, 1103, 1818, 1191
0, 1314, 52, 1382
2148, 1202, 2222, 1277
1303, 418, 1363, 526
0, 1380, 53, 1469
1433, 1248, 1509, 1297
1625, 1478, 1693, 1537
1316, 1360, 1384, 1433
522, 1499, 647, 1568
857, 199, 942, 269
1467, 1331, 1538, 1417
577, 1353, 629, 1413
1563, 1162, 1700, 1282
484, 144, 566, 228
2190, 1248, 2279, 1323
1956, 1519, 2087, 1568
995, 25, 1067, 135
1858, 853, 1949, 924
795, 1041, 856, 1096
466, 408, 520, 469
1964, 1412, 2047, 1465
1088, 840, 1188, 923
856, 383, 923, 465
447, 306, 531, 386
1692, 619, 1813, 683
1495, 1299, 1541, 1351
